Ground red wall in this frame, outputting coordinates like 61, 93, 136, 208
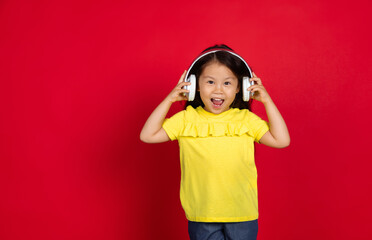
1, 0, 371, 239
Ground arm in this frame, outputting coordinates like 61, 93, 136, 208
140, 71, 189, 143
248, 73, 290, 148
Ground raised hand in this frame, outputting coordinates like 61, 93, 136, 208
166, 70, 190, 103
248, 72, 272, 104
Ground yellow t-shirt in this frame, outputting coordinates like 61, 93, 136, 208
162, 106, 269, 222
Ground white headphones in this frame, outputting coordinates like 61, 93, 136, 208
183, 49, 254, 101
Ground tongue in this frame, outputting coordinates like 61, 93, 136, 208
212, 99, 224, 106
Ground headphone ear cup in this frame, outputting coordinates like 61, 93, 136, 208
187, 74, 196, 101
242, 77, 251, 101
183, 74, 196, 101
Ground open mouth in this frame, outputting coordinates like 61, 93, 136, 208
211, 98, 224, 107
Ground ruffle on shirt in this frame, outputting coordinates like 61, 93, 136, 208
180, 122, 255, 138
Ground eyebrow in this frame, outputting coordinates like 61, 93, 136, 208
202, 75, 235, 80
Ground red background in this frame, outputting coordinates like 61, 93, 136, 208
1, 0, 371, 239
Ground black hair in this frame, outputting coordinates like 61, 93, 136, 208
201, 44, 234, 52
185, 44, 253, 111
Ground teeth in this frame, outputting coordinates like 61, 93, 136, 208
211, 98, 224, 107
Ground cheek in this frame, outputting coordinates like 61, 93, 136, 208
198, 83, 208, 93
229, 85, 239, 94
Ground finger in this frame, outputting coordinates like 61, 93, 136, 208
177, 81, 191, 88
248, 85, 263, 92
250, 77, 262, 86
250, 87, 262, 97
176, 95, 188, 102
254, 78, 262, 86
248, 84, 260, 90
179, 88, 190, 93
252, 72, 257, 78
178, 70, 187, 83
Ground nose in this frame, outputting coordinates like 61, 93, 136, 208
213, 83, 223, 94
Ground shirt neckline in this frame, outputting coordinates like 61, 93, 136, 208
196, 106, 235, 119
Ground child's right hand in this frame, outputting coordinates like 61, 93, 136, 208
165, 70, 190, 103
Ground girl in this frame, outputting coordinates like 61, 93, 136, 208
140, 44, 290, 240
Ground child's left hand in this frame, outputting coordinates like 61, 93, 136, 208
247, 72, 272, 104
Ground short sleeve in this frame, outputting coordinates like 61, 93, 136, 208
162, 110, 186, 141
246, 111, 269, 143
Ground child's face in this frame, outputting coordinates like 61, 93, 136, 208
198, 62, 239, 114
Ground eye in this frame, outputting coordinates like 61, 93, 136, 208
207, 80, 214, 84
224, 81, 232, 86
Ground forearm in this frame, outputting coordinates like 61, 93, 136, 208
140, 97, 173, 142
263, 97, 290, 147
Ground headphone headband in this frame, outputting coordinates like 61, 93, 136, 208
185, 49, 252, 80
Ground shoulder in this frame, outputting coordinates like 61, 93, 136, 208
166, 106, 198, 121
184, 106, 201, 119
185, 105, 198, 113
228, 108, 259, 121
